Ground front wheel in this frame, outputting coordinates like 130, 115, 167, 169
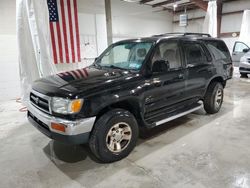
204, 82, 224, 114
89, 109, 139, 163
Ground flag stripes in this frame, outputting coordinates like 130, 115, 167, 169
47, 0, 81, 64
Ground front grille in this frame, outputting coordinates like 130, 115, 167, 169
30, 92, 50, 114
28, 111, 51, 137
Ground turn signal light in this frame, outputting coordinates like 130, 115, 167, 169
71, 99, 83, 113
51, 123, 66, 132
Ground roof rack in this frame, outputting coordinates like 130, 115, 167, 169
152, 32, 211, 37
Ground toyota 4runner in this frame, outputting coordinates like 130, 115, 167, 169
27, 33, 233, 163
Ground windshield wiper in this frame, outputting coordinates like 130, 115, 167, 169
92, 63, 102, 69
102, 65, 127, 70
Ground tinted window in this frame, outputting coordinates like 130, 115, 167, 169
206, 40, 231, 61
234, 42, 249, 53
183, 42, 206, 66
152, 41, 182, 70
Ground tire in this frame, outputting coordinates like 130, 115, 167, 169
89, 108, 139, 163
204, 82, 224, 114
240, 73, 248, 78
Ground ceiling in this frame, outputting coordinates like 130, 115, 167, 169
77, 0, 170, 19
138, 0, 241, 13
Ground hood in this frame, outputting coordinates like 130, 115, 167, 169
32, 66, 139, 98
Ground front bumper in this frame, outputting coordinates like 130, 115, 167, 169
27, 103, 96, 144
239, 61, 250, 74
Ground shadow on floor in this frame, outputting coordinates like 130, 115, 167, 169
41, 102, 235, 187
43, 142, 93, 163
43, 105, 232, 164
43, 111, 201, 164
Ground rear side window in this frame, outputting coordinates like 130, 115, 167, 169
183, 42, 207, 66
206, 40, 231, 61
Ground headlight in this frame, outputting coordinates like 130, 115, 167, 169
51, 97, 83, 114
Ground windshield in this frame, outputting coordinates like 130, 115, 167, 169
96, 42, 153, 70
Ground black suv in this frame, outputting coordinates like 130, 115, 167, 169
27, 33, 233, 162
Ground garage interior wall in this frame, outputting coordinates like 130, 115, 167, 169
78, 0, 173, 56
0, 0, 19, 102
1, 0, 247, 102
0, 0, 172, 102
173, 0, 250, 52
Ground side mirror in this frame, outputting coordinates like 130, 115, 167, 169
243, 48, 249, 53
152, 60, 170, 73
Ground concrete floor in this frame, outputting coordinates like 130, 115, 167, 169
1, 69, 250, 188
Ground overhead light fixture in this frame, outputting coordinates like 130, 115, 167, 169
173, 3, 178, 11
122, 0, 140, 3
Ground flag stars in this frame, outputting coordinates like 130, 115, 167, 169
47, 0, 58, 22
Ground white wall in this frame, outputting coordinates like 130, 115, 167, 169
173, 0, 250, 52
78, 0, 173, 55
0, 0, 20, 101
0, 0, 173, 101
173, 9, 205, 33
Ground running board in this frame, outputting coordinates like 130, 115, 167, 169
155, 104, 203, 126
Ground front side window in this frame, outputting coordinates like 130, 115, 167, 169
152, 41, 182, 70
233, 42, 249, 53
183, 42, 207, 66
97, 42, 153, 70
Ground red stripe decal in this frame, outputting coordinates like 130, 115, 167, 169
60, 0, 70, 63
56, 22, 63, 63
73, 0, 81, 62
49, 23, 58, 64
67, 0, 75, 63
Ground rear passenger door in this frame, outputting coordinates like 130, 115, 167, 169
182, 40, 214, 103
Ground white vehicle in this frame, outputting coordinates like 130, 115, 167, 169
232, 41, 250, 66
239, 51, 250, 77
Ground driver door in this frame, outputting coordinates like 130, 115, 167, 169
143, 40, 186, 124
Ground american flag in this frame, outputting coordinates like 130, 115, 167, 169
47, 0, 81, 64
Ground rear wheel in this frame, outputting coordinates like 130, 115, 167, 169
89, 108, 139, 163
204, 82, 224, 114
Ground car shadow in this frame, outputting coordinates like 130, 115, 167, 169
42, 103, 234, 180
46, 108, 231, 161
43, 109, 207, 165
